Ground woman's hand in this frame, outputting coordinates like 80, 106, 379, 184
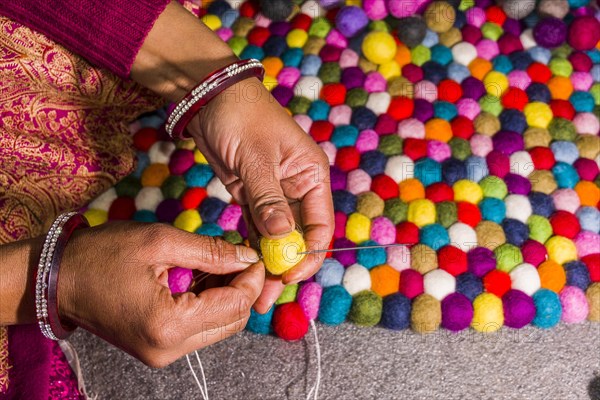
187, 78, 335, 313
58, 222, 263, 368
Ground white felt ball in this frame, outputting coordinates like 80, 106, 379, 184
386, 244, 411, 271
385, 155, 415, 183
452, 42, 478, 66
504, 194, 532, 223
301, 0, 326, 18
424, 269, 456, 301
294, 114, 313, 133
509, 263, 541, 296
397, 118, 426, 139
319, 141, 337, 165
207, 177, 232, 203
414, 80, 438, 102
329, 105, 352, 126
135, 187, 164, 212
448, 222, 478, 252
342, 263, 372, 295
88, 187, 117, 212
502, 0, 536, 19
347, 169, 372, 195
366, 92, 392, 115
148, 141, 176, 164
224, 0, 242, 9
520, 29, 536, 50
509, 151, 535, 177
294, 76, 323, 101
552, 189, 580, 213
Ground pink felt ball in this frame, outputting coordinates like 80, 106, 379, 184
559, 286, 589, 323
347, 169, 373, 194
216, 27, 233, 41
329, 105, 353, 125
168, 149, 195, 175
364, 72, 388, 92
508, 70, 532, 90
294, 114, 313, 133
387, 244, 411, 271
427, 140, 452, 162
470, 134, 494, 157
573, 112, 600, 135
326, 28, 349, 48
168, 267, 193, 294
339, 48, 360, 68
363, 0, 389, 20
487, 150, 510, 178
521, 239, 548, 266
334, 211, 348, 239
297, 282, 323, 321
387, 0, 420, 18
568, 16, 600, 51
456, 98, 481, 120
552, 189, 581, 214
277, 67, 301, 87
217, 204, 243, 231
570, 72, 593, 91
319, 141, 337, 164
355, 129, 380, 152
397, 118, 426, 139
575, 231, 600, 258
414, 81, 438, 102
466, 7, 487, 28
399, 268, 424, 299
573, 158, 599, 181
476, 39, 500, 60
371, 216, 397, 244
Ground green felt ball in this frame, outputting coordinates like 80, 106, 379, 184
318, 62, 341, 84
591, 83, 600, 105
378, 134, 404, 156
551, 43, 572, 60
228, 37, 248, 57
436, 201, 458, 228
527, 215, 553, 244
115, 176, 141, 198
357, 192, 385, 219
288, 96, 312, 115
480, 95, 503, 116
223, 230, 243, 244
548, 118, 577, 142
494, 243, 523, 273
479, 176, 507, 199
349, 290, 383, 327
384, 198, 408, 224
275, 284, 299, 305
346, 88, 369, 107
549, 58, 573, 77
449, 137, 472, 161
411, 45, 431, 66
481, 22, 503, 41
369, 20, 390, 32
308, 17, 331, 38
458, 0, 475, 11
161, 175, 186, 199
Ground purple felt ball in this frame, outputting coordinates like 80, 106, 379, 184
168, 267, 193, 293
467, 247, 497, 277
341, 67, 366, 90
492, 131, 525, 156
272, 85, 294, 106
533, 18, 567, 48
441, 293, 474, 332
461, 77, 486, 100
413, 99, 434, 122
330, 167, 348, 191
155, 198, 183, 223
503, 18, 522, 37
333, 238, 357, 266
504, 173, 532, 195
269, 21, 292, 36
502, 289, 536, 328
335, 6, 369, 38
169, 149, 195, 175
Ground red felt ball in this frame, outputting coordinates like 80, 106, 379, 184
438, 245, 468, 276
399, 269, 424, 299
581, 253, 600, 282
247, 26, 271, 46
133, 127, 159, 151
374, 114, 398, 134
486, 5, 506, 26
291, 13, 312, 31
239, 0, 258, 18
335, 146, 361, 172
550, 210, 580, 239
568, 16, 600, 51
498, 33, 523, 55
451, 116, 475, 140
371, 174, 400, 200
321, 83, 347, 105
501, 87, 529, 111
568, 52, 593, 72
396, 221, 420, 246
319, 44, 343, 62
309, 120, 334, 142
438, 80, 463, 103
527, 62, 552, 83
108, 197, 136, 220
272, 302, 309, 341
325, 7, 339, 23
425, 182, 454, 203
529, 146, 556, 170
388, 97, 414, 120
403, 138, 428, 161
550, 100, 575, 120
181, 187, 207, 210
483, 270, 512, 297
457, 201, 482, 228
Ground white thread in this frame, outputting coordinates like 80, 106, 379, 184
59, 340, 97, 400
195, 350, 209, 400
186, 351, 208, 400
306, 319, 321, 400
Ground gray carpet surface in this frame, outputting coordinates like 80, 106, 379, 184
71, 322, 600, 400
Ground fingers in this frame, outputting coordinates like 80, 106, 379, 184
253, 275, 286, 314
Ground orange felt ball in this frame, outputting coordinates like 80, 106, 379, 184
425, 118, 453, 142
547, 76, 573, 100
538, 260, 566, 293
141, 163, 170, 187
575, 181, 600, 207
370, 265, 401, 297
399, 178, 425, 202
395, 44, 412, 67
262, 57, 284, 77
469, 58, 493, 81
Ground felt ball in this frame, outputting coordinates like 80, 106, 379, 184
521, 239, 548, 266
476, 220, 507, 250
370, 216, 397, 245
348, 290, 383, 327
504, 194, 532, 223
575, 231, 600, 258
572, 112, 600, 135
424, 1, 456, 33
538, 260, 567, 293
483, 269, 512, 297
297, 282, 323, 321
397, 16, 428, 48
362, 31, 397, 64
441, 292, 473, 332
546, 235, 577, 265
335, 146, 360, 172
342, 263, 371, 295
356, 240, 387, 269
568, 16, 600, 51
470, 135, 494, 158
564, 260, 592, 291
132, 210, 157, 223
494, 243, 523, 272
550, 210, 581, 239
411, 294, 442, 333
502, 289, 536, 328
398, 269, 423, 300
446, 221, 477, 251
370, 265, 401, 297
424, 269, 456, 301
453, 179, 483, 204
425, 182, 454, 202
246, 307, 274, 335
559, 286, 589, 324
381, 293, 412, 330
335, 6, 369, 38
524, 102, 553, 129
533, 18, 567, 48
275, 284, 299, 306
483, 71, 509, 97
260, 230, 307, 275
318, 285, 353, 325
316, 259, 345, 288
436, 201, 458, 228
452, 42, 478, 67
479, 176, 508, 199
386, 243, 411, 271
134, 187, 163, 212
479, 198, 506, 223
167, 267, 193, 294
88, 187, 117, 212
502, 218, 529, 246
531, 288, 563, 329
407, 198, 436, 227
83, 209, 107, 227
537, 0, 569, 19
575, 181, 600, 207
577, 207, 600, 233
509, 262, 541, 296
273, 302, 309, 341
471, 292, 504, 333
457, 272, 484, 301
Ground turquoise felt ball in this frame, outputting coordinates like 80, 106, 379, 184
331, 125, 360, 147
532, 289, 562, 329
415, 158, 442, 187
318, 285, 353, 325
308, 100, 331, 121
420, 223, 450, 250
434, 101, 458, 121
246, 307, 274, 335
479, 198, 506, 223
552, 162, 580, 189
357, 240, 388, 269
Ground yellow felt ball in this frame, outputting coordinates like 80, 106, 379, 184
545, 235, 577, 265
524, 102, 553, 129
174, 209, 202, 233
483, 71, 509, 97
177, 140, 196, 150
346, 212, 372, 244
263, 75, 278, 91
362, 31, 397, 65
378, 60, 401, 80
287, 29, 308, 48
83, 209, 107, 227
471, 293, 504, 333
260, 230, 307, 275
202, 14, 222, 31
453, 179, 483, 204
407, 199, 436, 227
194, 149, 208, 164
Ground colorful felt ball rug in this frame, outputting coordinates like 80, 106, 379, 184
84, 0, 600, 340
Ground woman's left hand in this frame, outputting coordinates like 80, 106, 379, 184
187, 77, 334, 313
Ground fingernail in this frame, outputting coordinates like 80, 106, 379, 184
265, 211, 292, 237
237, 246, 260, 264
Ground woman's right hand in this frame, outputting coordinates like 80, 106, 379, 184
58, 222, 263, 368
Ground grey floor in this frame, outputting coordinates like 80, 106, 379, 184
71, 322, 600, 400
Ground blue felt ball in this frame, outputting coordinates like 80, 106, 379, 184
570, 91, 595, 113
465, 156, 489, 182
442, 158, 467, 185
422, 61, 447, 85
185, 164, 214, 188
550, 141, 579, 164
508, 51, 534, 70
422, 29, 440, 47
319, 285, 353, 325
199, 197, 227, 223
456, 272, 483, 302
351, 107, 378, 131
499, 109, 527, 134
246, 307, 274, 335
281, 48, 304, 67
300, 54, 322, 76
132, 151, 150, 179
308, 100, 331, 121
196, 223, 224, 237
431, 44, 453, 66
526, 83, 552, 104
357, 240, 387, 269
221, 9, 240, 28
434, 101, 458, 121
420, 223, 450, 250
331, 125, 360, 147
263, 35, 288, 57
447, 63, 471, 83
240, 44, 265, 61
523, 11, 540, 29
529, 191, 555, 217
316, 258, 345, 287
552, 162, 580, 189
333, 190, 357, 214
492, 55, 514, 74
479, 197, 506, 223
532, 289, 562, 329
591, 64, 600, 82
348, 31, 368, 54
133, 210, 157, 223
527, 46, 552, 64
335, 6, 369, 38
502, 218, 530, 246
380, 293, 412, 330
587, 49, 600, 64
360, 150, 387, 176
564, 261, 592, 291
207, 0, 232, 17
577, 207, 600, 233
138, 113, 167, 129
415, 158, 442, 186
568, 0, 589, 8
454, 9, 467, 28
